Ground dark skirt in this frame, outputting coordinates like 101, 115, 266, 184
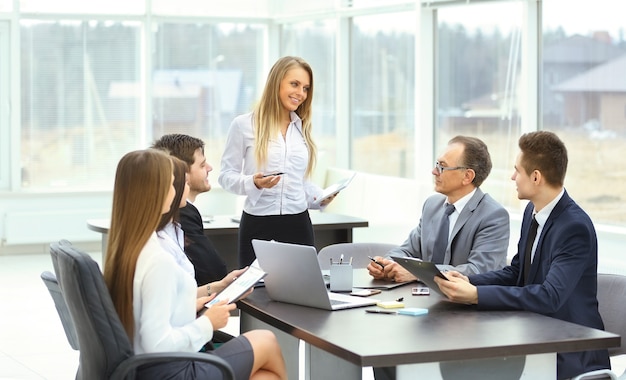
238, 210, 315, 267
136, 335, 253, 380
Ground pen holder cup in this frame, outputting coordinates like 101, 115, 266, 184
330, 263, 353, 292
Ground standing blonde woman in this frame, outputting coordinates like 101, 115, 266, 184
104, 149, 286, 379
219, 56, 336, 267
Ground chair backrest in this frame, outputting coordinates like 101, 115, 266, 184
597, 273, 626, 356
318, 242, 397, 270
49, 239, 72, 278
51, 241, 134, 379
40, 270, 80, 350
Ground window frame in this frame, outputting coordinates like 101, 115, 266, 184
0, 21, 10, 190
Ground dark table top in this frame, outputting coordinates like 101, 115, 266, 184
238, 276, 620, 368
87, 211, 368, 234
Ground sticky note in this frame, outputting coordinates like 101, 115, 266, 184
376, 301, 405, 309
397, 308, 429, 316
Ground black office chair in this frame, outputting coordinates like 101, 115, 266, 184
317, 242, 397, 270
40, 239, 85, 351
572, 273, 626, 380
40, 270, 80, 350
50, 241, 235, 380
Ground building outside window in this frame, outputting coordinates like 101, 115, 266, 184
152, 22, 265, 174
542, 0, 626, 226
20, 20, 142, 190
435, 1, 523, 207
351, 11, 415, 178
281, 19, 338, 172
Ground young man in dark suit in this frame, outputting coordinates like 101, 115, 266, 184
152, 134, 227, 286
435, 131, 610, 380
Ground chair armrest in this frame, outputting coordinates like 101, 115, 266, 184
571, 369, 618, 380
109, 351, 235, 380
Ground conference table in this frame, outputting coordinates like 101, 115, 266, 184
87, 211, 368, 270
238, 272, 620, 380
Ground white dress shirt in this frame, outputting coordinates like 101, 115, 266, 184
530, 188, 565, 262
133, 233, 213, 354
218, 111, 323, 215
446, 188, 477, 239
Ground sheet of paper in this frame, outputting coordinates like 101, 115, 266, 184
312, 172, 356, 206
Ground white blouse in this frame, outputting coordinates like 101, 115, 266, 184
218, 111, 323, 216
133, 233, 213, 354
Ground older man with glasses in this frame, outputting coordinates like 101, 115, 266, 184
369, 135, 511, 380
368, 135, 510, 284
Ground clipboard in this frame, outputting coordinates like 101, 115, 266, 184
390, 256, 449, 297
312, 172, 356, 206
205, 265, 267, 307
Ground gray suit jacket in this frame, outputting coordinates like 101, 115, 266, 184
388, 188, 509, 275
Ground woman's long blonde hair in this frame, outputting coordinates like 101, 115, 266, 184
103, 149, 173, 340
253, 56, 317, 177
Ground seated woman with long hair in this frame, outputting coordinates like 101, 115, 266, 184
103, 148, 287, 379
156, 154, 244, 346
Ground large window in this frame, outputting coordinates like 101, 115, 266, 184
281, 20, 337, 170
5, 0, 626, 232
152, 22, 265, 174
17, 20, 265, 191
542, 0, 626, 225
20, 20, 141, 190
436, 1, 523, 206
351, 11, 415, 178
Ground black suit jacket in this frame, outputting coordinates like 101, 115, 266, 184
179, 203, 227, 285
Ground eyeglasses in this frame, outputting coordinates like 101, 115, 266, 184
434, 161, 467, 175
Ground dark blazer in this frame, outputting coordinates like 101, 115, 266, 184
469, 190, 610, 380
179, 202, 227, 285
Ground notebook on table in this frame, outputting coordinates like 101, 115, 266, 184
251, 239, 379, 311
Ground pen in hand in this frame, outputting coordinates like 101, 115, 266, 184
368, 256, 385, 270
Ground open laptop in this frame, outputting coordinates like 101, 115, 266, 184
252, 239, 379, 310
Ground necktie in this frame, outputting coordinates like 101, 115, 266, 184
523, 216, 539, 285
432, 203, 456, 264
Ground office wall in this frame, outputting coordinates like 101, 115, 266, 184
0, 193, 108, 254
0, 187, 241, 254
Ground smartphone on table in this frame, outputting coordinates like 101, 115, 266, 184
412, 286, 430, 296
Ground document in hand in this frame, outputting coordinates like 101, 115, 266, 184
391, 256, 449, 297
205, 265, 267, 307
312, 172, 357, 206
